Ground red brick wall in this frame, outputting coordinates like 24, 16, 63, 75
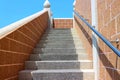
98, 0, 120, 80
74, 0, 92, 59
0, 11, 49, 80
75, 0, 120, 79
53, 19, 73, 28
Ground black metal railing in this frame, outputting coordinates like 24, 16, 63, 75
74, 11, 120, 57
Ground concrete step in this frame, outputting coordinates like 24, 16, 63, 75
33, 48, 86, 54
37, 41, 82, 46
43, 33, 78, 36
47, 28, 73, 31
45, 30, 77, 33
19, 69, 94, 80
45, 31, 77, 34
29, 53, 88, 61
45, 29, 77, 34
44, 33, 78, 36
38, 39, 82, 43
41, 36, 80, 40
46, 30, 76, 33
41, 38, 81, 41
42, 35, 79, 38
47, 28, 72, 30
25, 60, 93, 70
36, 44, 83, 48
37, 43, 83, 47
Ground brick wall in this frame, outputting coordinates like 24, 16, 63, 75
0, 11, 49, 80
98, 0, 120, 80
53, 19, 73, 28
75, 0, 120, 79
74, 0, 92, 59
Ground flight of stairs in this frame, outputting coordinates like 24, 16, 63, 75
19, 29, 94, 80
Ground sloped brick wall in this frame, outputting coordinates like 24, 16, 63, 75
98, 0, 120, 80
0, 11, 49, 80
74, 0, 92, 60
53, 19, 73, 28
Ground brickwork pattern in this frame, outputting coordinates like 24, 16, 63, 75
53, 19, 73, 28
0, 11, 49, 80
98, 0, 120, 79
75, 0, 120, 79
74, 0, 92, 60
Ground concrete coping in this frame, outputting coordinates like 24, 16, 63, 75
0, 9, 48, 39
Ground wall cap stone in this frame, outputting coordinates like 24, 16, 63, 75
0, 9, 48, 39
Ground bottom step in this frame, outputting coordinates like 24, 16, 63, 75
19, 69, 94, 80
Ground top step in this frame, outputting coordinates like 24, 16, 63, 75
45, 29, 77, 34
47, 29, 72, 31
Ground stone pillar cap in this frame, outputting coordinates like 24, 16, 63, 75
73, 0, 76, 7
44, 0, 51, 8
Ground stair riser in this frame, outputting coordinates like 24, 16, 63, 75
38, 41, 82, 45
30, 54, 88, 61
45, 31, 77, 33
43, 34, 78, 36
45, 30, 76, 32
41, 39, 81, 41
47, 29, 73, 31
42, 36, 79, 38
37, 42, 83, 46
34, 49, 86, 54
44, 33, 78, 35
44, 33, 78, 36
36, 45, 83, 48
19, 72, 32, 80
19, 72, 94, 80
37, 42, 82, 47
25, 61, 93, 70
45, 33, 78, 35
33, 72, 94, 80
41, 37, 80, 40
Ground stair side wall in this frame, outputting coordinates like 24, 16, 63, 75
74, 0, 120, 79
74, 0, 92, 60
0, 11, 49, 80
97, 0, 120, 80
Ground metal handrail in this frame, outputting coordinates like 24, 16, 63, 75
74, 11, 120, 57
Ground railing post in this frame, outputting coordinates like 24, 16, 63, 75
44, 0, 53, 29
73, 0, 76, 28
91, 0, 99, 80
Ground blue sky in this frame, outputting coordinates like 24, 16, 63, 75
0, 0, 74, 28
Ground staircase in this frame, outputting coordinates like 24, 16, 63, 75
19, 29, 94, 80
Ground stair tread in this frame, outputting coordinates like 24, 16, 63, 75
31, 52, 87, 54
26, 60, 92, 62
20, 69, 94, 73
34, 48, 85, 49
